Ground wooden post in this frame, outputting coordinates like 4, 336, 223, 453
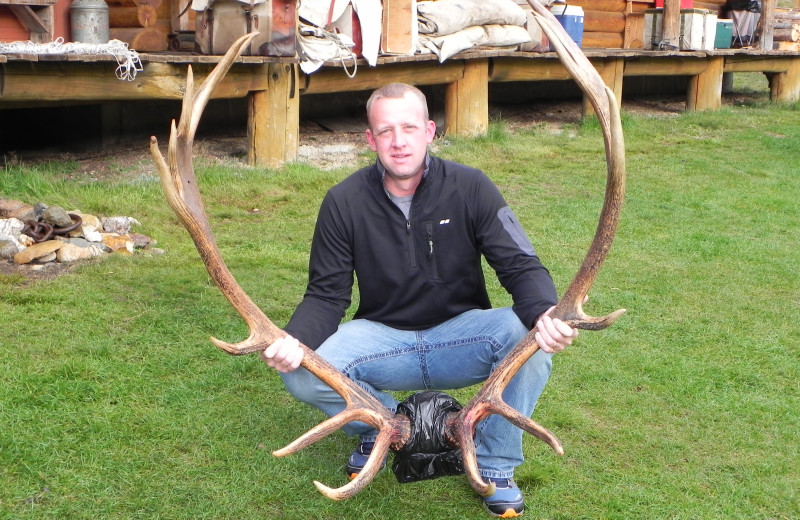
759, 0, 776, 50
444, 58, 489, 137
661, 0, 681, 50
583, 57, 624, 117
770, 57, 800, 103
247, 63, 299, 168
687, 56, 724, 110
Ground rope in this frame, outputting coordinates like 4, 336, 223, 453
298, 23, 358, 78
0, 38, 143, 81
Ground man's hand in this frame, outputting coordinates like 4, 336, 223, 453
534, 306, 579, 354
260, 335, 304, 373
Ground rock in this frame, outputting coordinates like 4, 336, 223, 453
0, 199, 35, 221
41, 206, 74, 228
13, 240, 65, 264
101, 233, 134, 254
56, 242, 108, 262
70, 211, 101, 229
129, 232, 153, 249
0, 239, 19, 259
102, 216, 140, 234
0, 218, 25, 237
33, 202, 47, 220
35, 252, 57, 263
83, 225, 103, 243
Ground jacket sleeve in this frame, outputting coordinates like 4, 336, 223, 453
284, 191, 354, 350
471, 174, 558, 328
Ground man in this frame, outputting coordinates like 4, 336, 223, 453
261, 83, 578, 518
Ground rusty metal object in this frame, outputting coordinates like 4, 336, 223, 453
52, 214, 83, 236
22, 220, 54, 243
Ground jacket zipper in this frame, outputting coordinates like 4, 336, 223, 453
425, 221, 439, 279
406, 220, 417, 267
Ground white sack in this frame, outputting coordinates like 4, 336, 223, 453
419, 24, 531, 62
417, 0, 526, 36
298, 0, 382, 66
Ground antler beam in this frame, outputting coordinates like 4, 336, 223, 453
447, 0, 628, 497
149, 33, 410, 500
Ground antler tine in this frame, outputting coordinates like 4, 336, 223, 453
528, 0, 627, 329
449, 0, 628, 497
150, 36, 409, 500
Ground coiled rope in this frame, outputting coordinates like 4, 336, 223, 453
0, 38, 143, 80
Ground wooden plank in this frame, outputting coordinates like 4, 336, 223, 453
724, 55, 792, 72
625, 56, 709, 75
624, 12, 645, 49
7, 4, 48, 32
444, 58, 488, 137
0, 61, 270, 101
584, 10, 626, 34
248, 62, 298, 168
489, 57, 573, 82
662, 0, 681, 50
687, 55, 723, 110
381, 0, 415, 55
759, 0, 776, 50
302, 61, 466, 95
6, 2, 53, 42
569, 0, 626, 12
583, 31, 624, 49
0, 0, 56, 5
769, 56, 800, 102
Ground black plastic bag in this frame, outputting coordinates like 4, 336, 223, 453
726, 0, 761, 12
392, 391, 466, 483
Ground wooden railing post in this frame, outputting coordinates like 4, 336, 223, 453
247, 62, 299, 168
661, 0, 681, 50
444, 58, 489, 137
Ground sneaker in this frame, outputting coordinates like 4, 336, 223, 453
345, 441, 386, 479
482, 477, 525, 518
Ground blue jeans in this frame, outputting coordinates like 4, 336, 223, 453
281, 307, 552, 479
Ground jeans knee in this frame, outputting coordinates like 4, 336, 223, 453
281, 369, 321, 405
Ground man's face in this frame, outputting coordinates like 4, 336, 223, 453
365, 92, 436, 184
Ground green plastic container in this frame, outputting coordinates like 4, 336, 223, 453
715, 19, 733, 49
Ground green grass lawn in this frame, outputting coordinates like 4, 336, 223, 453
1, 91, 799, 519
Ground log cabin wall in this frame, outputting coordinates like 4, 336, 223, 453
107, 0, 195, 51
553, 0, 728, 49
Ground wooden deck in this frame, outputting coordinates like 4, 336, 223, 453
2, 46, 799, 167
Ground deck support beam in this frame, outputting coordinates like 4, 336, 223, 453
688, 56, 724, 111
3, 51, 800, 167
248, 62, 299, 168
444, 58, 489, 137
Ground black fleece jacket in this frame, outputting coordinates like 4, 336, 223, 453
284, 156, 558, 350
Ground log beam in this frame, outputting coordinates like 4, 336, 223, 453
247, 63, 298, 168
661, 0, 681, 50
584, 57, 624, 116
769, 57, 800, 103
688, 56, 724, 110
0, 61, 270, 101
444, 58, 489, 137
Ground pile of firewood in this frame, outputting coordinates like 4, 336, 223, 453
107, 0, 195, 52
773, 9, 800, 50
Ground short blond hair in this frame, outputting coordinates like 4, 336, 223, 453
366, 83, 430, 128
